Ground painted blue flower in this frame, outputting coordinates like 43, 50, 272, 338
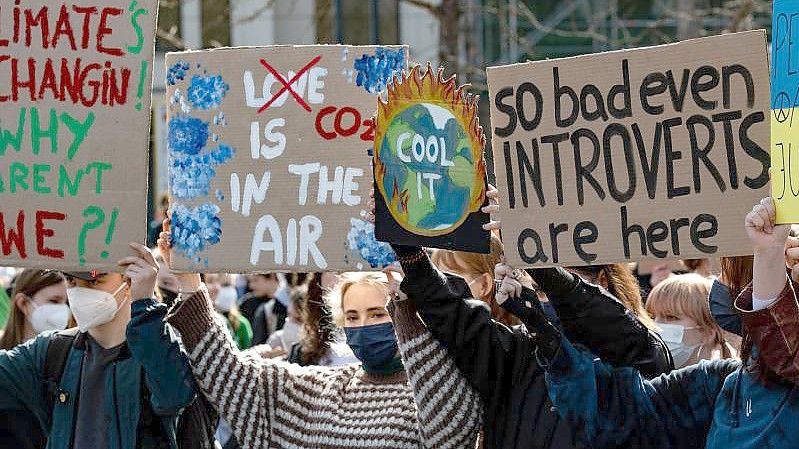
354, 48, 406, 94
347, 218, 397, 268
167, 61, 190, 86
168, 116, 209, 155
170, 202, 223, 259
187, 74, 229, 110
170, 143, 235, 199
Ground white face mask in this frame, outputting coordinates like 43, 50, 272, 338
656, 321, 701, 368
29, 303, 71, 334
215, 286, 238, 313
67, 284, 128, 332
280, 318, 302, 351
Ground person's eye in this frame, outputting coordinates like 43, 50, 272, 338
371, 312, 387, 319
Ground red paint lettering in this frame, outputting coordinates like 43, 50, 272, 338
71, 6, 97, 50
97, 8, 123, 56
334, 107, 361, 137
0, 210, 26, 258
315, 106, 337, 140
24, 6, 49, 48
360, 118, 376, 142
52, 5, 77, 50
36, 210, 65, 258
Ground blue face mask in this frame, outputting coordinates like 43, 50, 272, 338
344, 322, 402, 374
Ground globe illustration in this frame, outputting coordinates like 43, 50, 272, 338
376, 102, 482, 236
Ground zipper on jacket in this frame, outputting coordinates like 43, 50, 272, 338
112, 362, 123, 449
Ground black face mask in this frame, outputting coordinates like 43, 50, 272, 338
159, 287, 179, 308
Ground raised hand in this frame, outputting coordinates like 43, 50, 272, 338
117, 242, 159, 301
745, 197, 791, 253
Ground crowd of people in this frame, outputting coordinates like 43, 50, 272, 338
0, 192, 797, 449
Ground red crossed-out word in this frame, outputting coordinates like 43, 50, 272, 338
258, 55, 322, 113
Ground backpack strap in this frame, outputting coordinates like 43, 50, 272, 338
43, 328, 80, 418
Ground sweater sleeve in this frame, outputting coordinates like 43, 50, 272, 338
166, 288, 340, 449
545, 336, 739, 449
388, 299, 483, 449
166, 288, 270, 448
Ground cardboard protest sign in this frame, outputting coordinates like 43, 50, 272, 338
165, 45, 408, 272
373, 65, 489, 253
487, 31, 771, 267
0, 0, 157, 270
771, 1, 799, 224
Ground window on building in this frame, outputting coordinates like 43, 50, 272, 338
333, 0, 400, 45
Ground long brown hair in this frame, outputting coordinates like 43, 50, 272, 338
431, 235, 521, 327
298, 275, 336, 365
572, 264, 658, 331
0, 269, 67, 350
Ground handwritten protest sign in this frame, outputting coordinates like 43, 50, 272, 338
165, 45, 408, 272
771, 1, 799, 224
374, 64, 489, 253
0, 0, 157, 270
487, 31, 771, 267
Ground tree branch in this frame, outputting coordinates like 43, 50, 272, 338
400, 0, 441, 17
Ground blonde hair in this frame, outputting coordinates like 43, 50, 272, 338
431, 235, 520, 327
326, 272, 390, 327
646, 273, 733, 359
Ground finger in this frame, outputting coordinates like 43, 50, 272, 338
117, 256, 142, 267
129, 242, 158, 267
754, 205, 772, 233
162, 217, 171, 233
494, 263, 514, 279
483, 220, 501, 231
481, 204, 500, 214
747, 212, 765, 230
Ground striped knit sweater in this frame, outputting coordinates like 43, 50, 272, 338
166, 287, 483, 449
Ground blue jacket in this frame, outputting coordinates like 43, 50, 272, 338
545, 336, 799, 449
0, 298, 196, 449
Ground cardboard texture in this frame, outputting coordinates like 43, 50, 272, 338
373, 65, 490, 253
487, 31, 771, 267
771, 1, 799, 224
0, 0, 157, 270
165, 45, 408, 272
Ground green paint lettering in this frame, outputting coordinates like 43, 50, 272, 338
88, 162, 113, 194
58, 164, 85, 197
0, 108, 26, 156
60, 112, 95, 161
9, 162, 29, 193
32, 164, 51, 194
126, 1, 148, 55
30, 108, 58, 155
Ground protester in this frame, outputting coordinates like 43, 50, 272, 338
646, 273, 737, 368
0, 243, 196, 449
206, 274, 253, 350
372, 193, 671, 449
431, 234, 521, 327
241, 273, 290, 346
264, 287, 304, 356
533, 197, 799, 449
0, 270, 70, 350
158, 231, 482, 449
0, 269, 69, 449
284, 273, 358, 367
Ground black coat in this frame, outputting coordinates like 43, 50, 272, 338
398, 257, 672, 449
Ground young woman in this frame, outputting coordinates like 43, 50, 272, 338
0, 269, 69, 449
522, 197, 799, 449
432, 234, 521, 326
646, 274, 737, 368
0, 269, 70, 350
158, 233, 482, 449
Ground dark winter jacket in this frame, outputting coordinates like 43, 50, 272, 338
396, 251, 672, 449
